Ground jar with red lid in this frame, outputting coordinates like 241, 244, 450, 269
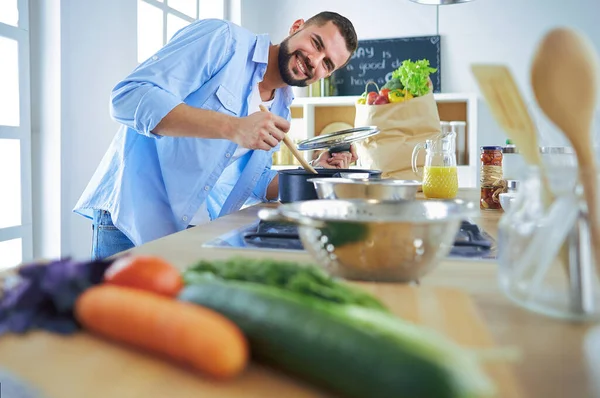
480, 146, 504, 210
481, 146, 503, 166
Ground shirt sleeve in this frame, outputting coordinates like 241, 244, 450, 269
250, 150, 279, 203
109, 19, 234, 138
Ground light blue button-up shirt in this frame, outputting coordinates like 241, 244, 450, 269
74, 19, 294, 246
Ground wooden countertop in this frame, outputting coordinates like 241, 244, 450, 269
1, 189, 597, 397
126, 189, 597, 398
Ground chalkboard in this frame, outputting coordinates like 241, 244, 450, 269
330, 35, 441, 96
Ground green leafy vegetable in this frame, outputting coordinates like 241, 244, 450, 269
183, 257, 387, 311
320, 221, 369, 247
391, 59, 438, 97
381, 78, 404, 91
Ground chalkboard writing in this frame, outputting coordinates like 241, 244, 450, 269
330, 35, 441, 96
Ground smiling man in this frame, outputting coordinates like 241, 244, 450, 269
74, 11, 359, 260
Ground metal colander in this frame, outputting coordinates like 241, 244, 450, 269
259, 199, 475, 282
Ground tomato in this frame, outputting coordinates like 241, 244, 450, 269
388, 89, 405, 103
379, 88, 390, 97
104, 255, 184, 297
373, 94, 390, 105
366, 91, 378, 105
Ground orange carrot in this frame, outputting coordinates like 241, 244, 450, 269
75, 285, 248, 379
104, 255, 184, 297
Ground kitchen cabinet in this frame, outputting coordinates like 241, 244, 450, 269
274, 93, 479, 188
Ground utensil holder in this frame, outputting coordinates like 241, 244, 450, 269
497, 166, 600, 322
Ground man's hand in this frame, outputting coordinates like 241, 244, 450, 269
152, 104, 290, 148
313, 144, 359, 169
229, 111, 290, 151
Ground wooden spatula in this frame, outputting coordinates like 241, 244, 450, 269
531, 27, 600, 275
471, 64, 571, 276
471, 65, 548, 179
259, 104, 318, 174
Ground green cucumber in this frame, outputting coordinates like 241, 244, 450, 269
178, 280, 494, 398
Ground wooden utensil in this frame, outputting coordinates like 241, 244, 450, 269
471, 65, 548, 186
471, 65, 570, 276
530, 27, 600, 276
259, 105, 318, 174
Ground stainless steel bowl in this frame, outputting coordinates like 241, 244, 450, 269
307, 178, 422, 201
259, 199, 475, 282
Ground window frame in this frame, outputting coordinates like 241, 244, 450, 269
137, 0, 226, 63
141, 0, 198, 46
0, 0, 33, 267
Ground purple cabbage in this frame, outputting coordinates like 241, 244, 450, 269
0, 258, 115, 336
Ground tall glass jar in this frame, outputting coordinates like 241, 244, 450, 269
497, 166, 600, 322
480, 146, 504, 210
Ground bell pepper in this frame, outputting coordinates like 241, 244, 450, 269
388, 89, 405, 103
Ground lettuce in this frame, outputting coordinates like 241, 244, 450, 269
391, 59, 438, 97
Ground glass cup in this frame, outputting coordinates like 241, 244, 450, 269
497, 165, 600, 322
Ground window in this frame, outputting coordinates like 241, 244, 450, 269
137, 0, 225, 63
0, 0, 19, 27
0, 0, 32, 270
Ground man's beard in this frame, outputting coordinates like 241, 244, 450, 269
278, 38, 313, 87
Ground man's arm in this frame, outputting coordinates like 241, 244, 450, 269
109, 19, 288, 150
152, 104, 290, 151
266, 174, 279, 200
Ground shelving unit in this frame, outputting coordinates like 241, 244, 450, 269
273, 93, 478, 188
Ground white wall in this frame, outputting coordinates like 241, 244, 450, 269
30, 0, 137, 260
61, 0, 137, 260
241, 0, 600, 148
30, 0, 62, 260
31, 0, 600, 259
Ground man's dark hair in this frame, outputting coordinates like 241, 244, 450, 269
304, 11, 358, 55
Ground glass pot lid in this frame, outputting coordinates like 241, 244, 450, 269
297, 126, 380, 151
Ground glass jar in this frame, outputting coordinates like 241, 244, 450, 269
480, 146, 504, 210
481, 145, 503, 166
450, 121, 467, 165
497, 166, 600, 322
502, 144, 527, 181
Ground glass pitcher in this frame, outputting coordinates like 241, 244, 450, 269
411, 132, 459, 199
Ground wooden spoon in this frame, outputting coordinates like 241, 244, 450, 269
259, 104, 318, 174
531, 27, 600, 274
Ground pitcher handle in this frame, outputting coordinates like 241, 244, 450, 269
411, 142, 426, 177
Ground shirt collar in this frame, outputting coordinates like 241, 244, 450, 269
252, 34, 294, 108
252, 34, 271, 64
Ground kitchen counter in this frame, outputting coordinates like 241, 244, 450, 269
127, 189, 597, 398
1, 189, 596, 398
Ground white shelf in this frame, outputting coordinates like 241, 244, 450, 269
291, 93, 476, 106
284, 93, 479, 188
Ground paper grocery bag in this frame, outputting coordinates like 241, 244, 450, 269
354, 93, 441, 180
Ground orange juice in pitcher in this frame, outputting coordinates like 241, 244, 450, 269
412, 130, 459, 199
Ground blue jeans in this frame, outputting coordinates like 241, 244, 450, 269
91, 210, 135, 260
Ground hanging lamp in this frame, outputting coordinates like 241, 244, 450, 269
409, 0, 473, 5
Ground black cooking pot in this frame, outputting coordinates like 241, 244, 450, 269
278, 168, 382, 203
